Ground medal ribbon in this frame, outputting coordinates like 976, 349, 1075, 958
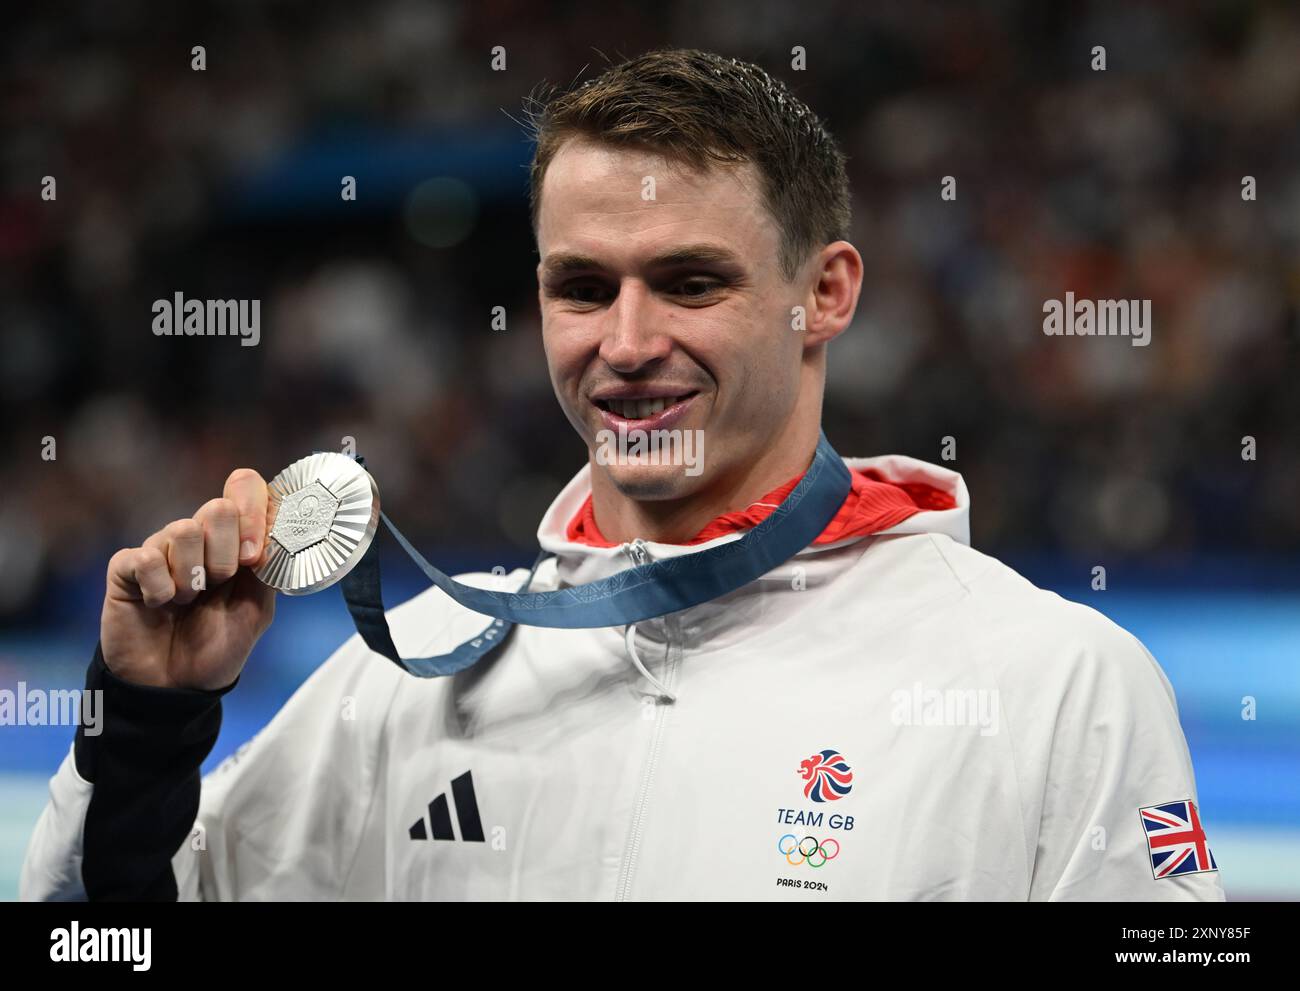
340, 430, 851, 677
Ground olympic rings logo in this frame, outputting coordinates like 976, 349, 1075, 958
778, 833, 841, 867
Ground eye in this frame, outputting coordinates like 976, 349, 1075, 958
673, 278, 723, 299
557, 283, 612, 305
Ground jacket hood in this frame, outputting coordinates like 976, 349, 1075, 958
536, 453, 971, 592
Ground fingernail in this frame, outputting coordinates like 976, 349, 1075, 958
241, 540, 257, 560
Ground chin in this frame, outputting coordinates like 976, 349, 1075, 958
601, 461, 707, 502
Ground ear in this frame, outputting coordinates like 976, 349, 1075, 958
800, 241, 863, 348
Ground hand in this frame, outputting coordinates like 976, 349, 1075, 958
100, 468, 276, 690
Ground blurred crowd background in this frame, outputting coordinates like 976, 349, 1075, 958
1, 0, 1297, 899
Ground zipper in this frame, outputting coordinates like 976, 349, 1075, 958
626, 537, 651, 568
614, 538, 681, 901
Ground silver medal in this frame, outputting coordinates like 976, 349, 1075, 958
254, 452, 380, 595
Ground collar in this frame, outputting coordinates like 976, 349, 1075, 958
536, 453, 971, 593
564, 465, 956, 547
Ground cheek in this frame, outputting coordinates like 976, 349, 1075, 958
721, 298, 803, 393
542, 323, 599, 407
541, 321, 577, 376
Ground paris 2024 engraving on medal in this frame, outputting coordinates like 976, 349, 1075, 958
270, 481, 340, 554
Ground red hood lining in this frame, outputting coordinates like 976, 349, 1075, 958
565, 465, 957, 548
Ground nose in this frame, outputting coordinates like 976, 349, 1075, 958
597, 279, 673, 373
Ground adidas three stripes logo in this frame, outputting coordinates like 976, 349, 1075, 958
409, 769, 485, 842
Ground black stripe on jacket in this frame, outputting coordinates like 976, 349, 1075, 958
75, 642, 238, 901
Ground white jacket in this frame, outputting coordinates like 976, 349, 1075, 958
20, 453, 1226, 901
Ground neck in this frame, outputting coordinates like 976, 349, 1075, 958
587, 416, 821, 545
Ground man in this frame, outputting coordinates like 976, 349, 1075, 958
21, 49, 1223, 901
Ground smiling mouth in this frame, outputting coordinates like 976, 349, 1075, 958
593, 393, 698, 420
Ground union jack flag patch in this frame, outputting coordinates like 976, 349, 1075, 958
1138, 800, 1218, 880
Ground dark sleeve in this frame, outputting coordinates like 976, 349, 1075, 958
75, 641, 239, 901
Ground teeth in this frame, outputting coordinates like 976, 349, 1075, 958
605, 396, 685, 419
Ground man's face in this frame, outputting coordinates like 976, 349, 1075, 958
536, 138, 808, 502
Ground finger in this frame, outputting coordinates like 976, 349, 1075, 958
223, 468, 269, 565
107, 546, 176, 608
151, 518, 205, 606
195, 497, 241, 585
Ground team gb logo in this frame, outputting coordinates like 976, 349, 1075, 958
798, 749, 854, 803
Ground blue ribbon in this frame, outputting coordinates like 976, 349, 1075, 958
340, 430, 851, 677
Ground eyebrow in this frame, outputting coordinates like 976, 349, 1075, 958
540, 243, 744, 280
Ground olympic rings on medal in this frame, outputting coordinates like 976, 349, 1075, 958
778, 833, 841, 867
